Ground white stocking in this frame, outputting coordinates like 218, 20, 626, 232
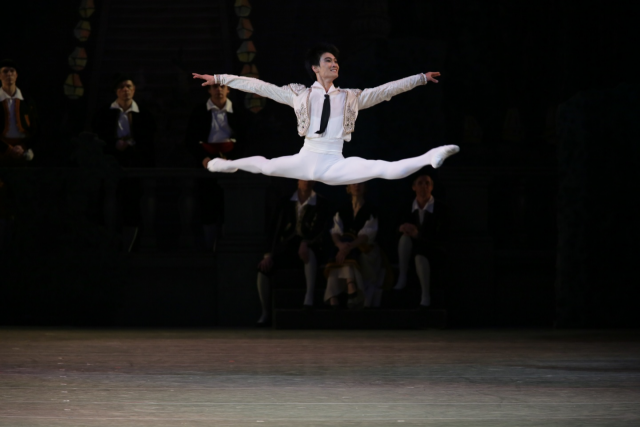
395, 234, 413, 290
303, 249, 317, 306
318, 145, 459, 185
257, 272, 270, 323
415, 254, 431, 307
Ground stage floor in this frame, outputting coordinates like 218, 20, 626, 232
1, 329, 639, 426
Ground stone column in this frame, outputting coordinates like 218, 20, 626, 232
216, 174, 270, 326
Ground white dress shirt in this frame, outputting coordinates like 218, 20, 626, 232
306, 82, 350, 144
0, 87, 26, 139
110, 100, 139, 145
412, 196, 435, 225
206, 98, 234, 143
290, 190, 317, 236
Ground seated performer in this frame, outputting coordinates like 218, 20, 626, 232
185, 81, 248, 166
184, 82, 249, 249
394, 171, 449, 308
0, 59, 38, 166
256, 180, 331, 325
91, 75, 157, 250
0, 59, 39, 254
192, 43, 459, 186
324, 182, 386, 309
92, 75, 156, 168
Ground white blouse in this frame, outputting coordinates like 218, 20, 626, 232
306, 82, 350, 143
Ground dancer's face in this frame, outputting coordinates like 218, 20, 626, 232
312, 52, 339, 82
412, 175, 433, 201
116, 80, 135, 103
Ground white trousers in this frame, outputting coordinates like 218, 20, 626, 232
208, 143, 459, 186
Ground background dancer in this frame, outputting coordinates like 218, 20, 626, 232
192, 43, 459, 186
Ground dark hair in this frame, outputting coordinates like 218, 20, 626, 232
0, 59, 18, 72
112, 74, 135, 91
305, 43, 339, 80
411, 167, 436, 185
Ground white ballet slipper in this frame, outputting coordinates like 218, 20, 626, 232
430, 145, 460, 168
207, 157, 238, 173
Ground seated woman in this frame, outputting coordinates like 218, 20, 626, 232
324, 182, 386, 309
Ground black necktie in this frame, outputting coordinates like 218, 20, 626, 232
315, 94, 330, 134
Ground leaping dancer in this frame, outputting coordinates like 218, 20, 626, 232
192, 43, 459, 186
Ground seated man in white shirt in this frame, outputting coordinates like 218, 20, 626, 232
92, 75, 157, 168
184, 82, 251, 249
185, 83, 249, 166
256, 180, 332, 325
0, 59, 38, 166
91, 75, 157, 250
394, 171, 449, 308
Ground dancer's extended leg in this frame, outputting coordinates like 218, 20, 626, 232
208, 154, 315, 180
318, 145, 459, 185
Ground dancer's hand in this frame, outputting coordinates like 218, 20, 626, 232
203, 157, 211, 168
425, 72, 440, 83
298, 241, 310, 263
258, 255, 274, 273
192, 73, 217, 86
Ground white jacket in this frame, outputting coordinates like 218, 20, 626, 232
213, 73, 428, 137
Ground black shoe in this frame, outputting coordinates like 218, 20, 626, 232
303, 304, 313, 311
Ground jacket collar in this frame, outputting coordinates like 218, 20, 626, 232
311, 81, 339, 94
207, 98, 233, 113
110, 99, 139, 113
412, 196, 435, 214
291, 190, 317, 206
0, 87, 23, 102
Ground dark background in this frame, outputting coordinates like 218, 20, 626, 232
1, 0, 639, 328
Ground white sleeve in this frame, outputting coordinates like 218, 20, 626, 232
215, 74, 302, 107
357, 74, 427, 110
330, 212, 344, 236
357, 215, 378, 242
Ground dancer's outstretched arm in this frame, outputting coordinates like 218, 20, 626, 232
192, 73, 303, 107
358, 72, 440, 110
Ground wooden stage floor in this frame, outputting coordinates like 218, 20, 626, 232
1, 329, 639, 426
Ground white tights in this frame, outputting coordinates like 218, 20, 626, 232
396, 234, 431, 306
208, 145, 459, 186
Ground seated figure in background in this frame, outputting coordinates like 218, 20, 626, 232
324, 182, 386, 309
184, 82, 249, 250
0, 59, 40, 255
185, 81, 248, 166
91, 75, 157, 250
0, 59, 38, 166
394, 171, 449, 308
92, 75, 156, 168
256, 180, 331, 325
